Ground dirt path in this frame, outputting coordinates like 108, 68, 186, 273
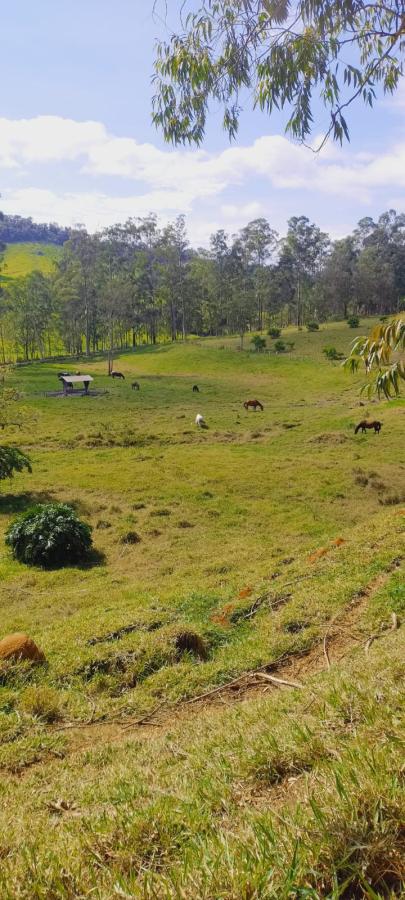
40, 555, 402, 762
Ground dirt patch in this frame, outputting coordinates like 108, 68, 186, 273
309, 432, 349, 444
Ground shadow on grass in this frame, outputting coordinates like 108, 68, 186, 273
77, 547, 106, 570
0, 490, 55, 516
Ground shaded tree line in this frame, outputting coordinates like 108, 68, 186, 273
1, 209, 404, 361
0, 212, 70, 245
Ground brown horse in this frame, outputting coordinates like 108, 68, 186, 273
244, 400, 264, 411
131, 381, 140, 390
110, 371, 125, 380
355, 420, 382, 434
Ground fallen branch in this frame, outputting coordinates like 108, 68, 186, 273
255, 672, 304, 690
323, 634, 331, 670
365, 612, 401, 655
183, 649, 308, 705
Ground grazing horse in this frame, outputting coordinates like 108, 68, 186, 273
195, 413, 207, 428
244, 400, 264, 411
192, 385, 199, 393
110, 371, 125, 380
131, 381, 140, 391
355, 420, 382, 434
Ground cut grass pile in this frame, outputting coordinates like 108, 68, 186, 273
0, 319, 403, 897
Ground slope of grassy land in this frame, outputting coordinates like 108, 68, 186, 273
0, 320, 403, 897
0, 242, 60, 281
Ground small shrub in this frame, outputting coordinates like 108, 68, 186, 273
323, 346, 344, 361
5, 503, 92, 568
274, 339, 287, 353
286, 341, 295, 350
119, 530, 141, 545
268, 327, 281, 339
306, 321, 319, 331
251, 335, 266, 351
20, 685, 63, 723
347, 315, 360, 328
0, 447, 31, 483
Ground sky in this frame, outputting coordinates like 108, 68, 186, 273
1, 0, 405, 246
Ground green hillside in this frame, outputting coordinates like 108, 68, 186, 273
0, 325, 403, 896
0, 242, 61, 281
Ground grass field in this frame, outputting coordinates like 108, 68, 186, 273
0, 242, 60, 281
0, 320, 404, 898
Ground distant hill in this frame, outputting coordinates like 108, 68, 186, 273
0, 212, 69, 245
0, 242, 61, 281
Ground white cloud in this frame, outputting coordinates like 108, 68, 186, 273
1, 115, 405, 240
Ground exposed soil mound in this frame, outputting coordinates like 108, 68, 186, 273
0, 633, 45, 664
309, 432, 349, 444
174, 631, 208, 661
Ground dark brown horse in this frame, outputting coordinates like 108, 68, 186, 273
192, 385, 199, 392
355, 420, 382, 434
244, 400, 264, 411
110, 371, 125, 380
131, 381, 140, 390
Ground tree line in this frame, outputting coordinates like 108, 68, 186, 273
0, 209, 404, 362
0, 212, 69, 246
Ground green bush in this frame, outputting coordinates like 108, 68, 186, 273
286, 341, 295, 350
251, 335, 266, 351
268, 327, 281, 339
306, 321, 319, 331
6, 503, 92, 568
274, 339, 286, 352
347, 315, 360, 328
0, 447, 31, 483
323, 346, 345, 361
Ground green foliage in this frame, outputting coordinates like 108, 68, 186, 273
347, 315, 360, 328
268, 327, 281, 338
345, 315, 405, 398
323, 346, 344, 361
0, 446, 31, 482
152, 1, 403, 146
6, 503, 92, 568
250, 335, 266, 351
274, 339, 286, 352
306, 321, 319, 331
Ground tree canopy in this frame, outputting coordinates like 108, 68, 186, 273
152, 0, 405, 146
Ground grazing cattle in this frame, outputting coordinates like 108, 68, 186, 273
195, 413, 206, 428
131, 381, 140, 391
110, 371, 125, 380
244, 400, 264, 411
192, 385, 199, 393
355, 420, 382, 434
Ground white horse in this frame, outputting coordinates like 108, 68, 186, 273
195, 413, 206, 427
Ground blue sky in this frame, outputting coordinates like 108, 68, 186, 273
1, 0, 404, 245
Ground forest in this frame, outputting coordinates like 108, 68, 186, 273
1, 208, 404, 361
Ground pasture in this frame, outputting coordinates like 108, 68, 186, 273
0, 320, 404, 898
0, 242, 60, 282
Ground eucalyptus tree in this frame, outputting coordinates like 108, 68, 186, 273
58, 229, 100, 355
152, 0, 404, 147
281, 216, 330, 325
239, 218, 278, 329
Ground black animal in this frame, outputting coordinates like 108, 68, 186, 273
131, 381, 140, 391
110, 371, 125, 380
58, 372, 71, 380
192, 385, 199, 393
355, 420, 382, 434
